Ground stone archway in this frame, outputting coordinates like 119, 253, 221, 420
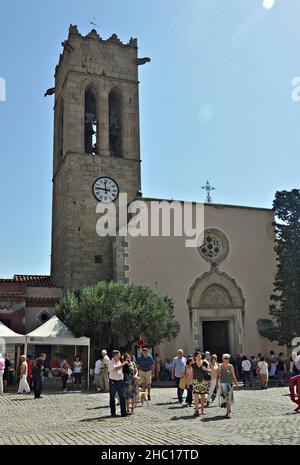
187, 270, 245, 355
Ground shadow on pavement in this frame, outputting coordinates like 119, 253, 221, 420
167, 405, 189, 410
10, 398, 34, 402
170, 415, 197, 421
80, 415, 129, 423
86, 405, 108, 410
154, 401, 178, 406
201, 415, 227, 422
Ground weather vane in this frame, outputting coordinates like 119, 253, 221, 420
89, 17, 100, 29
201, 181, 215, 203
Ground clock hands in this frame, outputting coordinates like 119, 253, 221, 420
93, 177, 119, 202
95, 181, 108, 194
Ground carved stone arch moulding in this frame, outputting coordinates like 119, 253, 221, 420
187, 270, 245, 355
187, 270, 245, 311
200, 284, 232, 308
107, 81, 123, 95
81, 78, 103, 99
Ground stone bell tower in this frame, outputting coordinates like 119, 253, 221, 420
50, 25, 150, 290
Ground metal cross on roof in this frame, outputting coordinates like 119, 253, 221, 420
201, 181, 215, 203
89, 17, 100, 29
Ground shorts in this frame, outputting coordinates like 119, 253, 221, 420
139, 370, 152, 386
192, 379, 209, 395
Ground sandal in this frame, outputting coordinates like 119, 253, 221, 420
193, 410, 199, 417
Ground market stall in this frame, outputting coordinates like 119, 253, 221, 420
25, 315, 91, 388
0, 321, 26, 384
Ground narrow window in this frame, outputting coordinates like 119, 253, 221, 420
109, 88, 122, 157
58, 99, 64, 162
85, 88, 98, 155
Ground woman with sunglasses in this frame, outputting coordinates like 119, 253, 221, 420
191, 351, 211, 416
217, 353, 239, 419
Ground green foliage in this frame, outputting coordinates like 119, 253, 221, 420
56, 281, 179, 352
259, 189, 300, 347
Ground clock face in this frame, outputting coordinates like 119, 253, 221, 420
92, 176, 119, 203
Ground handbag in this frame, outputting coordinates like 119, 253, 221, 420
179, 375, 187, 390
203, 362, 211, 381
203, 370, 211, 381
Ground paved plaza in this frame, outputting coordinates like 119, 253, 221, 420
0, 384, 300, 445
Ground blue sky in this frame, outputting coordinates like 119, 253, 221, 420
0, 0, 300, 277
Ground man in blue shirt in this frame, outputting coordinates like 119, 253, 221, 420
137, 348, 154, 401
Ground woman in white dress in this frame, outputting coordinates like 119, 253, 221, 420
17, 355, 31, 394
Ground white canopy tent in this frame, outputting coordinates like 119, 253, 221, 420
25, 316, 91, 388
0, 323, 26, 378
0, 321, 26, 345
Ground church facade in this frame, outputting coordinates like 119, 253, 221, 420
0, 25, 282, 357
113, 200, 278, 358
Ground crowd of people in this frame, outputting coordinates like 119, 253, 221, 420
92, 347, 154, 416
0, 352, 84, 397
99, 347, 300, 419
1, 347, 299, 420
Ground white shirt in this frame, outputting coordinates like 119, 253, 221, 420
257, 361, 269, 375
109, 359, 124, 381
172, 356, 187, 378
94, 359, 103, 375
293, 355, 300, 371
242, 360, 251, 372
102, 355, 110, 369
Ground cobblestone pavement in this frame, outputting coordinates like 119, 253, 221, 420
0, 384, 299, 445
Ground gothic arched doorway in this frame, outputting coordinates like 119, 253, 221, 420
187, 270, 245, 356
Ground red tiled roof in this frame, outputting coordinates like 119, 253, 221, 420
0, 275, 57, 288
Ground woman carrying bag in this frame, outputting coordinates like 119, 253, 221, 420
190, 351, 211, 417
217, 353, 239, 419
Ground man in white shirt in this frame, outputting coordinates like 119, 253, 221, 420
172, 349, 187, 403
241, 355, 252, 387
99, 349, 110, 393
109, 350, 129, 417
257, 356, 269, 389
204, 351, 211, 365
94, 356, 103, 392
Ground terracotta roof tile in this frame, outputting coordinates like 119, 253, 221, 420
0, 275, 57, 288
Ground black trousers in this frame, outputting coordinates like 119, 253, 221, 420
109, 379, 127, 416
175, 376, 184, 402
74, 373, 81, 384
242, 371, 252, 386
32, 376, 43, 398
62, 374, 68, 389
186, 385, 193, 405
